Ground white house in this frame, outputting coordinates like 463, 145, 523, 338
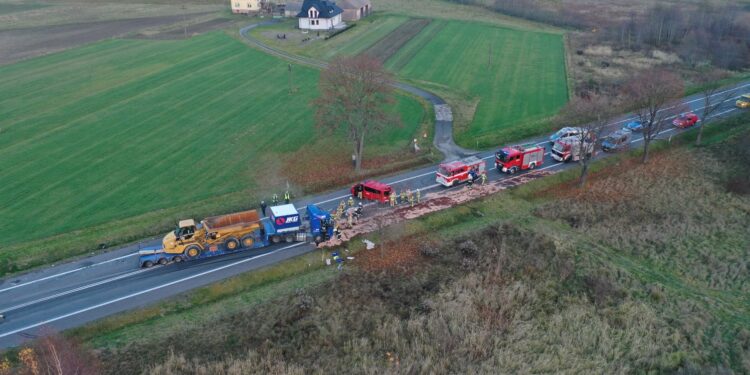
297, 0, 343, 30
231, 0, 262, 14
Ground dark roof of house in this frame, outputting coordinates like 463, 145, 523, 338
297, 0, 343, 18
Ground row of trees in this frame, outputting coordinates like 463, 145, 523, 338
314, 57, 737, 190
449, 0, 750, 70
604, 3, 750, 70
559, 68, 736, 188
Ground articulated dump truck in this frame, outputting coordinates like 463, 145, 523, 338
138, 204, 333, 268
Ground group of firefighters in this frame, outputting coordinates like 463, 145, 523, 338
387, 188, 421, 208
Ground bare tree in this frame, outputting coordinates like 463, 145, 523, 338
694, 71, 736, 146
15, 329, 99, 375
556, 95, 617, 188
314, 55, 397, 173
623, 69, 684, 163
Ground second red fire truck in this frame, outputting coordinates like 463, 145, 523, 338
436, 156, 486, 187
495, 144, 545, 174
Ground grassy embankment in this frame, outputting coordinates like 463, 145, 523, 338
0, 31, 430, 277
51, 114, 750, 373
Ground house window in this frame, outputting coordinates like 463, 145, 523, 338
308, 7, 319, 18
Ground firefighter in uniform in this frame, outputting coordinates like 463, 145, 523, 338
400, 190, 407, 205
481, 172, 487, 185
348, 196, 355, 208
389, 192, 396, 207
407, 189, 414, 207
347, 209, 354, 228
284, 191, 291, 204
336, 204, 344, 221
272, 193, 279, 205
416, 189, 421, 204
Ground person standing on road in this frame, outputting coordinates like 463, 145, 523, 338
260, 200, 267, 217
284, 191, 291, 204
348, 196, 355, 208
352, 154, 357, 168
481, 172, 487, 186
400, 190, 407, 205
416, 188, 421, 204
389, 192, 396, 207
272, 193, 279, 205
407, 189, 414, 207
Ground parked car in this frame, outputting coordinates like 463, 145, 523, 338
623, 120, 643, 132
601, 129, 632, 152
736, 94, 750, 109
549, 127, 584, 144
672, 112, 699, 128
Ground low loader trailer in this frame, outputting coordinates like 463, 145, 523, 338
139, 204, 334, 268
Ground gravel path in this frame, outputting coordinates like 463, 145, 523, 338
239, 21, 477, 161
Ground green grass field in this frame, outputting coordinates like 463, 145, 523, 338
386, 20, 568, 147
0, 31, 426, 272
249, 15, 411, 61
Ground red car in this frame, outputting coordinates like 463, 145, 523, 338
672, 113, 699, 128
351, 180, 393, 203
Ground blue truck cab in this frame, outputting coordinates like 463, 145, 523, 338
306, 204, 334, 244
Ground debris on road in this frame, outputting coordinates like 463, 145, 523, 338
363, 239, 375, 250
322, 170, 555, 247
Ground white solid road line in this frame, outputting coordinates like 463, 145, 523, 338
0, 243, 306, 339
5, 84, 748, 295
0, 252, 139, 294
1, 268, 153, 313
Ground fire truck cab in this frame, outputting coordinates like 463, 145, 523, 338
551, 137, 595, 163
495, 144, 545, 174
351, 180, 393, 203
436, 156, 486, 187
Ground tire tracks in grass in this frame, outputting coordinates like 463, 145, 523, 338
360, 18, 431, 62
386, 20, 446, 72
0, 40, 241, 218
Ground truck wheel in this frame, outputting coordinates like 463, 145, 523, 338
142, 260, 154, 268
224, 238, 240, 251
529, 163, 536, 170
173, 256, 184, 263
158, 257, 168, 266
285, 235, 294, 243
314, 235, 322, 243
271, 235, 281, 244
185, 245, 202, 259
241, 235, 255, 248
509, 167, 517, 174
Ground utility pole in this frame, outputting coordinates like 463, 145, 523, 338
182, 5, 187, 39
488, 42, 492, 69
288, 63, 293, 94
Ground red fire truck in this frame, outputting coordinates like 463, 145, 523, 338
436, 156, 486, 187
495, 144, 545, 174
351, 180, 393, 203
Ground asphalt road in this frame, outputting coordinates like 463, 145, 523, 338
0, 79, 747, 348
